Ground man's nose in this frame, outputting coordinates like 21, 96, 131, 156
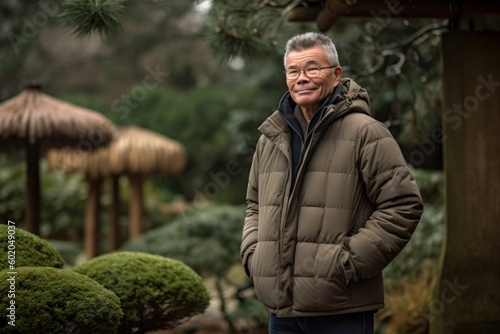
296, 70, 310, 82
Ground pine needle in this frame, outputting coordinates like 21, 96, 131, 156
205, 26, 276, 62
58, 0, 127, 38
205, 1, 281, 62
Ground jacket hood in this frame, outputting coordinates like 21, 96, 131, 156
260, 78, 371, 136
338, 77, 371, 117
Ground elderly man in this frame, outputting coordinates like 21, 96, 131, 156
241, 32, 424, 334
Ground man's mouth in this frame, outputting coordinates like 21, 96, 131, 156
296, 88, 315, 94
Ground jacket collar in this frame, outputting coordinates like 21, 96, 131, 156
278, 83, 343, 134
259, 78, 371, 139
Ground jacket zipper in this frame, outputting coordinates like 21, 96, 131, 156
293, 106, 356, 300
292, 107, 332, 193
272, 105, 348, 311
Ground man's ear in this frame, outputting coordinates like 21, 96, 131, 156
334, 66, 343, 83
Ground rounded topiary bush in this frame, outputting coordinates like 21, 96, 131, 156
0, 266, 123, 333
74, 252, 211, 334
0, 224, 64, 269
122, 205, 245, 277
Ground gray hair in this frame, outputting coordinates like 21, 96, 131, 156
283, 32, 340, 68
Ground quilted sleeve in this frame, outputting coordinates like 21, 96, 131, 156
344, 120, 424, 282
240, 139, 261, 277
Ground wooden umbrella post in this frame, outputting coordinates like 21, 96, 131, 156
109, 174, 120, 251
85, 176, 102, 259
128, 173, 145, 240
25, 141, 40, 235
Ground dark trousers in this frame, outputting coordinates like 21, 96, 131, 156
268, 311, 374, 334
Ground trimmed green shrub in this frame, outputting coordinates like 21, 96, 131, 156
122, 205, 245, 277
0, 224, 64, 269
121, 205, 249, 333
0, 266, 123, 333
74, 252, 211, 334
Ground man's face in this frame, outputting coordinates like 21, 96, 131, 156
285, 46, 342, 112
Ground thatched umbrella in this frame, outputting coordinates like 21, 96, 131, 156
48, 125, 186, 258
0, 85, 116, 235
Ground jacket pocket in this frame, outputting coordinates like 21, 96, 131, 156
309, 243, 352, 298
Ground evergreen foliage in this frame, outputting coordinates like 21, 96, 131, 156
59, 0, 127, 37
0, 161, 25, 225
74, 252, 210, 334
121, 205, 248, 332
0, 266, 123, 333
0, 161, 87, 240
0, 224, 65, 269
122, 205, 245, 277
204, 0, 298, 61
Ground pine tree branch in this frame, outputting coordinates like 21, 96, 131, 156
205, 0, 297, 62
58, 0, 128, 37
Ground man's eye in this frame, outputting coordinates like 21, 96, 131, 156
288, 70, 299, 75
305, 67, 320, 73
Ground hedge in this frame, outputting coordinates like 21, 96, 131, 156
74, 252, 211, 334
0, 266, 123, 333
0, 224, 64, 270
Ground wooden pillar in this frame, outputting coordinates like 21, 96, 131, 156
25, 142, 40, 235
128, 173, 144, 239
430, 31, 500, 333
108, 174, 120, 251
85, 176, 102, 259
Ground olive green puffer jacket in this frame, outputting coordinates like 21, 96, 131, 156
241, 78, 423, 317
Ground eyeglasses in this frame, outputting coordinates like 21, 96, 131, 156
284, 65, 336, 80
